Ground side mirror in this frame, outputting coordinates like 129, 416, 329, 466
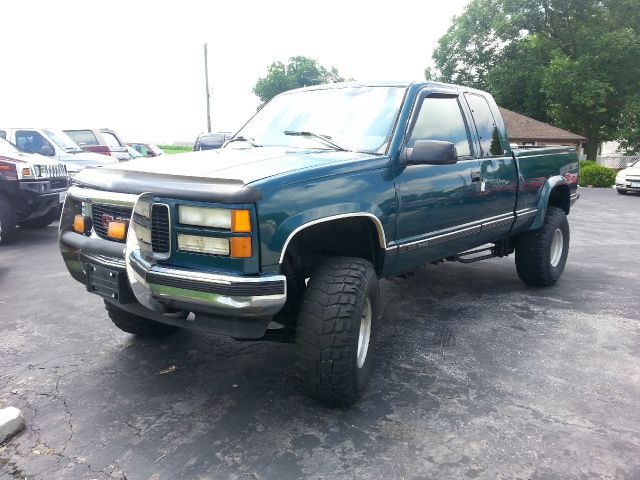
41, 145, 55, 156
401, 140, 458, 165
146, 151, 153, 157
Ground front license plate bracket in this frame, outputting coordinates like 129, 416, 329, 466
85, 263, 135, 304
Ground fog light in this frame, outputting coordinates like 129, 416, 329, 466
73, 215, 92, 235
73, 215, 85, 234
107, 221, 127, 240
230, 237, 252, 258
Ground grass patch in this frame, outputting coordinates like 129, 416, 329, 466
158, 145, 191, 154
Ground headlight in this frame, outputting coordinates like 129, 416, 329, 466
177, 234, 229, 255
178, 206, 251, 232
179, 205, 231, 229
616, 173, 625, 183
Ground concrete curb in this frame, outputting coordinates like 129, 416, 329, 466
0, 407, 25, 443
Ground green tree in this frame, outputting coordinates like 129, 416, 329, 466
253, 56, 346, 107
426, 0, 640, 159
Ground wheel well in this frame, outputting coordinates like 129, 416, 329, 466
283, 217, 384, 276
548, 184, 570, 214
275, 217, 385, 329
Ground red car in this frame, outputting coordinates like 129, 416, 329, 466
64, 128, 130, 161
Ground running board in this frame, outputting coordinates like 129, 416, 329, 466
449, 239, 514, 264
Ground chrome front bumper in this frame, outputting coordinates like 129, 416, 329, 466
59, 187, 287, 328
127, 251, 286, 318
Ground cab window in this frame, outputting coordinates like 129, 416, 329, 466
15, 130, 53, 155
465, 93, 504, 157
407, 96, 472, 157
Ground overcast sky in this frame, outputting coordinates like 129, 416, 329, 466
0, 0, 470, 144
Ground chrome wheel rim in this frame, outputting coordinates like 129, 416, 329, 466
550, 228, 564, 267
357, 297, 372, 369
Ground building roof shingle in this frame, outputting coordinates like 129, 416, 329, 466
499, 107, 587, 142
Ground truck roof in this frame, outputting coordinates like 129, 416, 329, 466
284, 80, 492, 97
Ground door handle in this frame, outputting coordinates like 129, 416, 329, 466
471, 171, 482, 182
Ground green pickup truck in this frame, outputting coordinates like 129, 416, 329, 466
59, 81, 579, 405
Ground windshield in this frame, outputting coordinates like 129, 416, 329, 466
233, 86, 406, 154
43, 128, 83, 152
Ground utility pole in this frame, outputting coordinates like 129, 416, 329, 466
204, 43, 211, 133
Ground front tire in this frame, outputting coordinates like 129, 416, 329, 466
514, 206, 570, 287
617, 189, 627, 195
105, 301, 178, 337
294, 257, 380, 406
0, 193, 17, 245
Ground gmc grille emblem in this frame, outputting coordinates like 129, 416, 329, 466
101, 214, 129, 230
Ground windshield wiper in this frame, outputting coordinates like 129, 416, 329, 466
226, 136, 262, 147
283, 131, 350, 152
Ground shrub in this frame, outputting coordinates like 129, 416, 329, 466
579, 160, 596, 170
579, 164, 616, 187
158, 145, 191, 154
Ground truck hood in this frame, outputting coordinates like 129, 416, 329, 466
0, 150, 63, 167
106, 147, 371, 184
72, 147, 376, 204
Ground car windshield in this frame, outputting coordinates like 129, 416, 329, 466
43, 128, 84, 152
232, 86, 406, 154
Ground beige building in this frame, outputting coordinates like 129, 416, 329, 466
499, 107, 587, 154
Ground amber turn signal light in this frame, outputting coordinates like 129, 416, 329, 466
230, 237, 252, 258
73, 215, 85, 234
231, 210, 251, 233
107, 221, 127, 240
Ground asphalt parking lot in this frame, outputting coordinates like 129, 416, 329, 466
1, 187, 639, 480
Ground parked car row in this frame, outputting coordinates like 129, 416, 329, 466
0, 127, 118, 176
0, 125, 169, 244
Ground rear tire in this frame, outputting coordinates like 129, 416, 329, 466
0, 193, 17, 245
18, 207, 60, 229
294, 257, 380, 406
514, 206, 569, 287
105, 301, 178, 337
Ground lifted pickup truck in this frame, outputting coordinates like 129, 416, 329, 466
1, 138, 70, 243
59, 81, 579, 405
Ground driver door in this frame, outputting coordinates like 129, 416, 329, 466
394, 92, 483, 272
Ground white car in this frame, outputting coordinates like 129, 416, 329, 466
0, 127, 118, 176
615, 158, 640, 195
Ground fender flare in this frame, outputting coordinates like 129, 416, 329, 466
277, 212, 387, 264
529, 175, 570, 230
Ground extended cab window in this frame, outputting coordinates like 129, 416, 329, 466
407, 96, 471, 157
465, 93, 504, 156
102, 131, 122, 147
66, 130, 99, 146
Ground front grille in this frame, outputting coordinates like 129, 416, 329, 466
34, 164, 67, 178
92, 204, 133, 243
151, 204, 170, 254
